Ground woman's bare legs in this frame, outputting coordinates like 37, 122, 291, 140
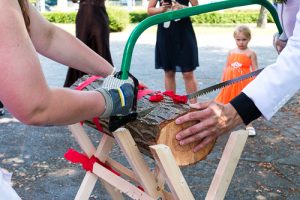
0, 101, 4, 116
182, 71, 198, 103
164, 70, 176, 92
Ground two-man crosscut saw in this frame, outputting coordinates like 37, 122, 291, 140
109, 68, 264, 131
187, 68, 264, 99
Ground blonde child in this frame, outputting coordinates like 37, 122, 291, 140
215, 25, 258, 136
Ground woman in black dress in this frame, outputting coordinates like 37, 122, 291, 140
148, 0, 199, 103
64, 0, 113, 87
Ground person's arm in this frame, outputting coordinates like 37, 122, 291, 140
240, 11, 300, 121
0, 0, 131, 125
250, 51, 258, 71
147, 0, 170, 16
175, 9, 300, 152
28, 4, 114, 77
273, 32, 288, 54
189, 0, 198, 7
172, 0, 198, 10
220, 51, 231, 81
232, 34, 299, 123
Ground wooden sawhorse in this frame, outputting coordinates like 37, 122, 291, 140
67, 123, 248, 200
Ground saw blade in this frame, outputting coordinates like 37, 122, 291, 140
187, 68, 264, 99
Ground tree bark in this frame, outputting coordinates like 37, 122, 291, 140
257, 6, 268, 28
72, 75, 216, 166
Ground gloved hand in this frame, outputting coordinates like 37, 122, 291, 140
96, 75, 134, 118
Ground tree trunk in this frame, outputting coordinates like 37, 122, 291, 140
72, 75, 216, 166
257, 6, 268, 28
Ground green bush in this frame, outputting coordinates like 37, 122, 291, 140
107, 6, 130, 32
128, 10, 276, 24
129, 11, 148, 23
43, 12, 76, 23
190, 11, 275, 24
43, 7, 129, 32
42, 8, 276, 32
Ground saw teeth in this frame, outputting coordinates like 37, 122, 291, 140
189, 68, 264, 99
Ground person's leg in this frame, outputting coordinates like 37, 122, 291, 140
92, 7, 113, 65
64, 5, 89, 87
0, 101, 4, 116
182, 71, 198, 103
164, 70, 176, 92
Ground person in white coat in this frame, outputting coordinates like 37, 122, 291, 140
175, 0, 300, 152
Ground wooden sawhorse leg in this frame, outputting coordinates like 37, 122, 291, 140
205, 130, 248, 200
68, 124, 165, 200
149, 130, 248, 200
68, 123, 248, 200
68, 124, 123, 200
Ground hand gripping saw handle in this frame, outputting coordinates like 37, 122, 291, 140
108, 71, 139, 132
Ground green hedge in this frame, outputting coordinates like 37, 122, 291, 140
107, 6, 130, 32
43, 12, 77, 23
43, 6, 130, 32
43, 8, 276, 31
129, 11, 148, 23
190, 11, 275, 24
129, 10, 275, 24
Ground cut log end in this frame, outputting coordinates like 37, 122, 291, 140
157, 119, 216, 166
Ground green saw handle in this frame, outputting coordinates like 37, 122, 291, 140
120, 0, 282, 79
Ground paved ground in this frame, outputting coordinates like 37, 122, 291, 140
0, 24, 299, 200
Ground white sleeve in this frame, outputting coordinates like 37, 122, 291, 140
242, 9, 300, 120
0, 169, 21, 200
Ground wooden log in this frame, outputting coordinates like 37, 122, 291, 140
72, 75, 215, 166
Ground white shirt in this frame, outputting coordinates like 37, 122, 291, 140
243, 7, 300, 120
0, 168, 21, 200
277, 0, 300, 38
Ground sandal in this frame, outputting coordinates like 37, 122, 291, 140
246, 126, 256, 137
